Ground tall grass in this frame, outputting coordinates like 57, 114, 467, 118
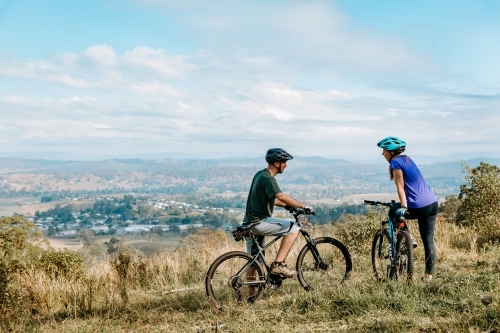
3, 218, 500, 332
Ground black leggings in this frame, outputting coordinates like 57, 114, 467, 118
389, 201, 438, 275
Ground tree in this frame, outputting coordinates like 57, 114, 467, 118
0, 216, 43, 308
438, 195, 462, 222
171, 225, 181, 234
79, 230, 95, 246
104, 237, 120, 254
458, 162, 500, 240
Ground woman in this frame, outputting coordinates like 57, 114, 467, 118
377, 136, 438, 282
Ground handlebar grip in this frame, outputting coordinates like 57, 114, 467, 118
363, 200, 392, 207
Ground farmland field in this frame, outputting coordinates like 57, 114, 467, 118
44, 233, 183, 254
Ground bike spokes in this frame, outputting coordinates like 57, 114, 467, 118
296, 237, 352, 291
206, 252, 266, 309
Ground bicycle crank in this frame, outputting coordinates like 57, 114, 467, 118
267, 273, 283, 289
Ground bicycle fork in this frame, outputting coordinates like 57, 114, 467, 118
386, 219, 398, 280
302, 230, 328, 270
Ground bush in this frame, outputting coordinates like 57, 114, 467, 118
36, 249, 84, 280
438, 195, 462, 223
458, 162, 500, 242
0, 216, 42, 319
332, 211, 379, 254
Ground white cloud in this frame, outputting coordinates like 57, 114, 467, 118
127, 81, 180, 96
0, 1, 499, 156
84, 44, 117, 67
261, 107, 295, 121
122, 47, 189, 79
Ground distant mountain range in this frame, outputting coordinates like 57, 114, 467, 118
0, 155, 498, 199
1, 150, 500, 163
0, 155, 498, 174
0, 151, 261, 161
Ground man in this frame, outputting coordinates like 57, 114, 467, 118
243, 148, 314, 278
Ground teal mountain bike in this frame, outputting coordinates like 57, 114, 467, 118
364, 200, 414, 282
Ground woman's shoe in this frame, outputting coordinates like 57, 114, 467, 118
421, 276, 432, 283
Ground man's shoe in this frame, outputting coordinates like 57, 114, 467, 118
271, 262, 297, 278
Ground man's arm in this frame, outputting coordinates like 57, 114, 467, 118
275, 193, 305, 209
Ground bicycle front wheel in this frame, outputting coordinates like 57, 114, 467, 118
296, 237, 352, 291
205, 251, 266, 309
395, 231, 414, 282
371, 229, 391, 281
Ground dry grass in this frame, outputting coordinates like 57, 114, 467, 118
2, 221, 500, 333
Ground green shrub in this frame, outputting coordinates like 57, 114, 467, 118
36, 249, 84, 280
0, 216, 42, 319
459, 162, 500, 242
332, 211, 379, 254
438, 194, 462, 223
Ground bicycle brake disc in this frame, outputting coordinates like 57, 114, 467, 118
228, 275, 243, 300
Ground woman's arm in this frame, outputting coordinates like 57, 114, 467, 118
393, 169, 408, 207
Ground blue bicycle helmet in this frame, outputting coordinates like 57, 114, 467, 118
377, 136, 406, 152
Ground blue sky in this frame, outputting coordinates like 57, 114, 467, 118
0, 0, 499, 159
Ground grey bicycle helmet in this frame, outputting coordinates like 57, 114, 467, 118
265, 148, 293, 163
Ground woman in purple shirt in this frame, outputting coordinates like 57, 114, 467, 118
377, 136, 438, 282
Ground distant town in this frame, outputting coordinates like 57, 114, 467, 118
28, 195, 243, 239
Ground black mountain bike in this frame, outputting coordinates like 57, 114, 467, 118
364, 200, 414, 282
205, 207, 352, 309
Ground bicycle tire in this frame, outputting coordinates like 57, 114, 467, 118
296, 237, 352, 291
395, 231, 414, 282
205, 251, 266, 309
371, 229, 391, 281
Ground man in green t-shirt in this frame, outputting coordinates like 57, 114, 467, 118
243, 148, 315, 280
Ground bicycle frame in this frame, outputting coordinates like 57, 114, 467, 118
385, 209, 399, 278
233, 211, 323, 287
366, 200, 407, 280
206, 208, 352, 308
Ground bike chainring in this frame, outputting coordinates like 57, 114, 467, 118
267, 273, 283, 289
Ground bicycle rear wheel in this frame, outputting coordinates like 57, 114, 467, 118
371, 229, 391, 281
395, 231, 414, 282
205, 251, 266, 309
296, 237, 352, 291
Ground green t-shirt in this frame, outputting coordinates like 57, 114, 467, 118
243, 169, 282, 224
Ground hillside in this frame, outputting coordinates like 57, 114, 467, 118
2, 218, 500, 332
0, 156, 498, 201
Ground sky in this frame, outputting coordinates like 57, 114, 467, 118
0, 0, 499, 160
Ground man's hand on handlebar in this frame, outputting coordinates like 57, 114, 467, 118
283, 205, 315, 215
304, 205, 315, 215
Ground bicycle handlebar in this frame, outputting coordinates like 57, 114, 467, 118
363, 200, 396, 207
285, 206, 315, 216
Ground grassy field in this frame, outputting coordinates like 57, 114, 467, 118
3, 217, 500, 332
0, 198, 96, 217
45, 233, 183, 254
